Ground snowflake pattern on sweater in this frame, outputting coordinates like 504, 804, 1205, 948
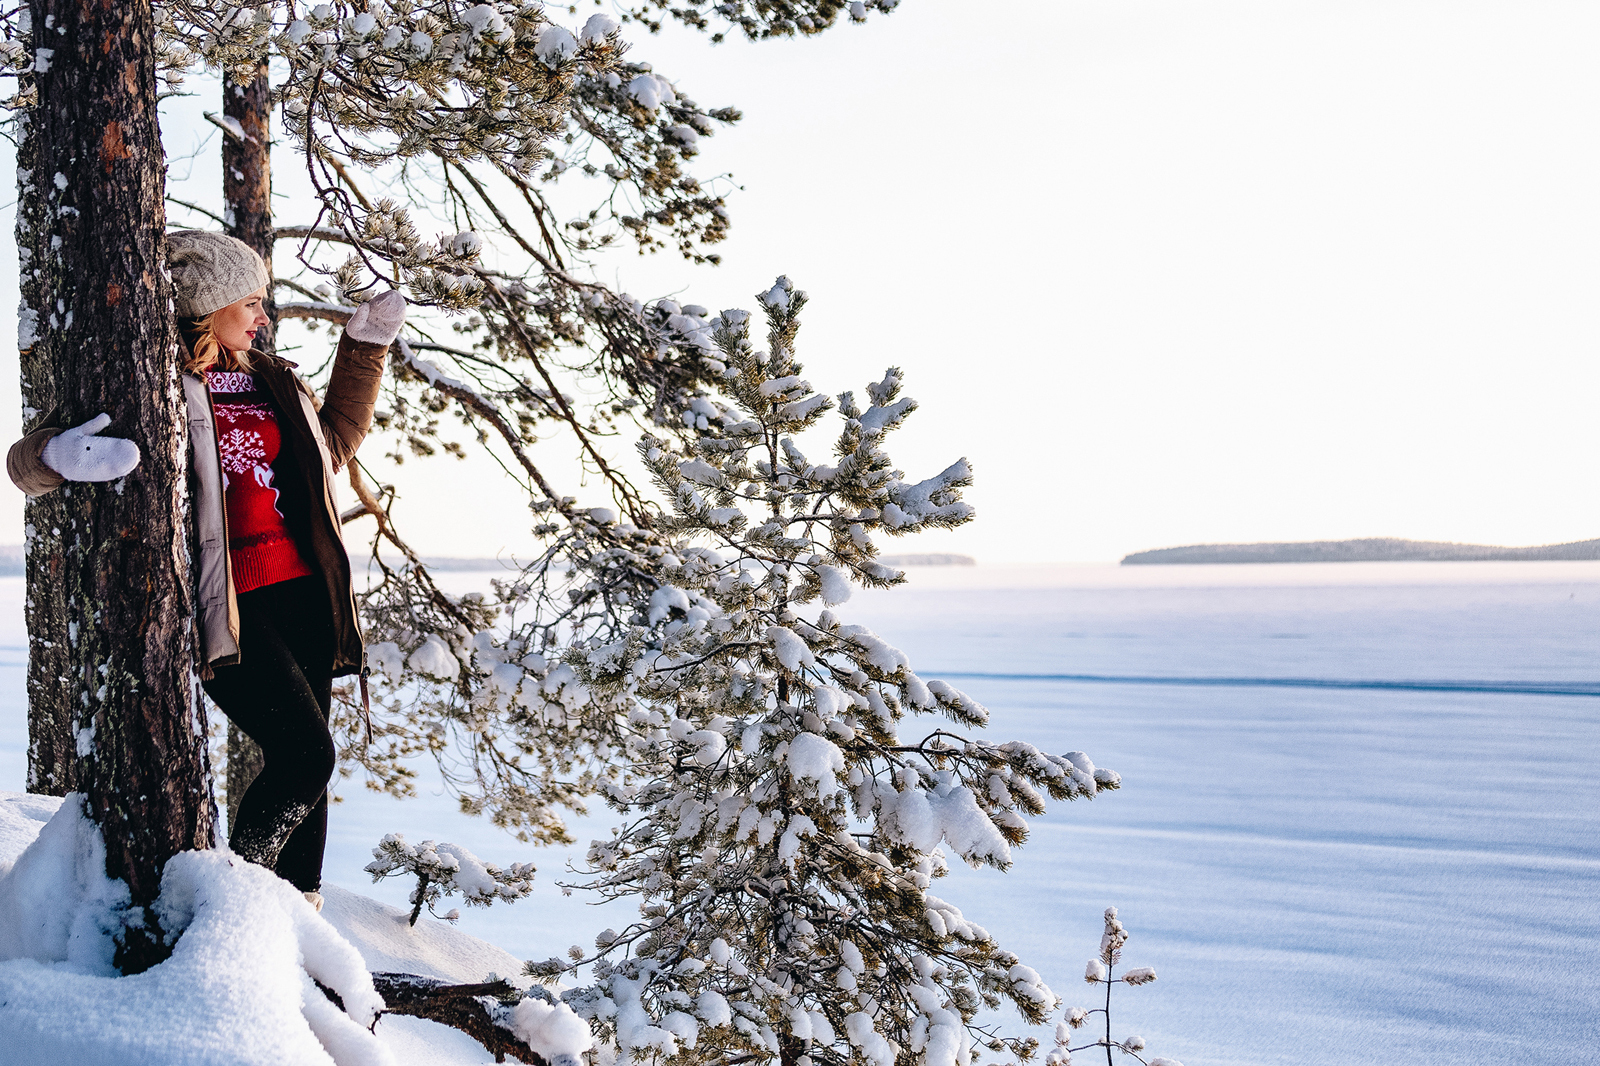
218, 427, 269, 480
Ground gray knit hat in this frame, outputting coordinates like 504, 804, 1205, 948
166, 230, 270, 318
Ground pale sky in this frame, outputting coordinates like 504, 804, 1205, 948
3, 0, 1598, 563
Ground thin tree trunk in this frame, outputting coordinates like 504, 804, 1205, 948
222, 61, 275, 323
221, 62, 274, 826
224, 724, 263, 833
19, 0, 214, 973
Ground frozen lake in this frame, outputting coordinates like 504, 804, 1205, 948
1, 561, 1596, 1066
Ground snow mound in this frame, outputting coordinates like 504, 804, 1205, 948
0, 791, 63, 876
0, 791, 126, 966
0, 795, 391, 1065
319, 883, 525, 985
0, 793, 568, 1065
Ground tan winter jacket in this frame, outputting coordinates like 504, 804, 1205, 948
7, 330, 388, 678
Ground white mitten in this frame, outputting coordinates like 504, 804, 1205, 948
41, 414, 142, 482
345, 290, 407, 346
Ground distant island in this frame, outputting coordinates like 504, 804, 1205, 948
1121, 537, 1600, 565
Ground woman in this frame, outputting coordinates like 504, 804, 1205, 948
7, 230, 404, 910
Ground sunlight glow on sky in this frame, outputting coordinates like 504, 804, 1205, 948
2, 0, 1597, 562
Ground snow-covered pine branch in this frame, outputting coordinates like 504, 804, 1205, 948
364, 833, 535, 927
465, 280, 1121, 1066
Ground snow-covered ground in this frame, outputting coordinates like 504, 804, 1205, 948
0, 791, 534, 1065
1, 562, 1597, 1065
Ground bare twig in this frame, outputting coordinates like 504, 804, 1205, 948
166, 196, 230, 227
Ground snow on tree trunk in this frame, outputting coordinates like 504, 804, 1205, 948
17, 0, 214, 972
220, 60, 273, 826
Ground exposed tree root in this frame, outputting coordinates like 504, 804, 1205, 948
319, 972, 548, 1065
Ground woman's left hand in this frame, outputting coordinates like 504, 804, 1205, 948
345, 290, 406, 347
41, 414, 141, 483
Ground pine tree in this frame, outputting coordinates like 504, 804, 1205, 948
365, 831, 537, 926
1, 3, 1129, 1057
11, 0, 215, 973
2, 0, 899, 849
509, 285, 1121, 1066
1052, 908, 1182, 1066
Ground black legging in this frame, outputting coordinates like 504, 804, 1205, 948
203, 575, 336, 893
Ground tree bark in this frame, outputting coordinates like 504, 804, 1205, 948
19, 0, 214, 972
220, 61, 274, 826
222, 62, 275, 290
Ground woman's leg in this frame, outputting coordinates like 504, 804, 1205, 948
273, 791, 328, 893
204, 577, 335, 892
273, 614, 334, 893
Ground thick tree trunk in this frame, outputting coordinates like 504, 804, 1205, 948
221, 62, 273, 827
19, 0, 214, 972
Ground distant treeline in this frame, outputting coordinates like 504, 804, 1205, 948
412, 553, 980, 570
0, 548, 525, 577
877, 553, 976, 566
0, 551, 533, 576
1122, 537, 1600, 565
0, 546, 984, 578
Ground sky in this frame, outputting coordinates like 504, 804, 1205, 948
2, 0, 1599, 563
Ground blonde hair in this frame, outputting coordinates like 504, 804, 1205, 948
181, 311, 255, 375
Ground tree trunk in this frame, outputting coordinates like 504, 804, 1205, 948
19, 0, 214, 973
222, 61, 275, 327
220, 62, 274, 827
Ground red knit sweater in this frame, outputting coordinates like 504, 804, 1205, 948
205, 370, 315, 594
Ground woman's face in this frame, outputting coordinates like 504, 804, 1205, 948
213, 287, 269, 352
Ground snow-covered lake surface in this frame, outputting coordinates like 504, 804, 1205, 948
2, 561, 1597, 1066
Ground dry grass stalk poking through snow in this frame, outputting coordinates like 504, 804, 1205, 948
1050, 908, 1183, 1066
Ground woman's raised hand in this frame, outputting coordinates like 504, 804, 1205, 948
345, 290, 407, 347
40, 413, 141, 482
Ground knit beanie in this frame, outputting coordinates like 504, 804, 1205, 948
166, 230, 270, 318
